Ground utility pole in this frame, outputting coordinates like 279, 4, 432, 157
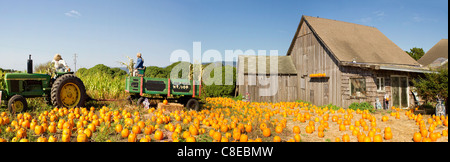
73, 53, 77, 72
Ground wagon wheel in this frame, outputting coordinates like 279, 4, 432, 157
186, 98, 200, 111
51, 74, 87, 108
8, 95, 28, 113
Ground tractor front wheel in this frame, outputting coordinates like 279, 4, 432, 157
8, 95, 28, 113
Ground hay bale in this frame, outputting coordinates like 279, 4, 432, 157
157, 103, 184, 112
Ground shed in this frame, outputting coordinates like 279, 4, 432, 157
237, 55, 298, 102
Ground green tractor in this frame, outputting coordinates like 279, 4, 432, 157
0, 55, 88, 113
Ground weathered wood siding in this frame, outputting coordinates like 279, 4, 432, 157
238, 74, 298, 102
290, 20, 342, 107
340, 67, 420, 108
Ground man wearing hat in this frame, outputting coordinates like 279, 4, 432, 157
52, 53, 69, 72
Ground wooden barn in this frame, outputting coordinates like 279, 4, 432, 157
238, 15, 432, 109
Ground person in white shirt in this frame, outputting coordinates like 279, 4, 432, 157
51, 54, 69, 72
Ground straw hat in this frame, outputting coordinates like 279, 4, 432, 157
54, 54, 62, 61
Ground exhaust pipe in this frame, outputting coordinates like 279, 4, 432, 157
27, 54, 33, 74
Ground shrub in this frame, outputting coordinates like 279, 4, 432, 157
349, 102, 375, 113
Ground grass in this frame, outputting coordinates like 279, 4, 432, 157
76, 71, 127, 100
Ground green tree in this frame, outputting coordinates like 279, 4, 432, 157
201, 65, 236, 98
412, 68, 448, 104
406, 47, 425, 61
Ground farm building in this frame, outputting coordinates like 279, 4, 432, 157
237, 55, 298, 102
418, 39, 448, 69
238, 15, 432, 109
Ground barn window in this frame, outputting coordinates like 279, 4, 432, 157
350, 78, 366, 97
376, 77, 385, 92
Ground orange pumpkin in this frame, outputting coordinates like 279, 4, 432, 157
245, 124, 252, 133
342, 134, 350, 142
373, 134, 383, 142
128, 133, 137, 142
77, 133, 88, 142
318, 131, 325, 138
132, 125, 141, 134
220, 125, 228, 133
273, 136, 281, 142
48, 135, 57, 142
422, 137, 432, 142
34, 125, 43, 135
61, 134, 70, 142
213, 132, 222, 141
294, 134, 301, 142
429, 133, 438, 142
293, 126, 301, 134
37, 137, 48, 142
339, 124, 346, 131
154, 130, 164, 140
239, 134, 248, 142
413, 132, 422, 142
262, 128, 271, 137
233, 130, 241, 141
121, 129, 130, 138
16, 128, 26, 139
421, 129, 428, 138
163, 99, 168, 105
275, 125, 283, 134
144, 126, 153, 135
260, 123, 267, 130
186, 136, 196, 142
189, 126, 199, 136
384, 131, 393, 140
115, 124, 123, 133
305, 126, 313, 134
84, 129, 92, 138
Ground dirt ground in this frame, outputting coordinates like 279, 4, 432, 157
281, 109, 448, 142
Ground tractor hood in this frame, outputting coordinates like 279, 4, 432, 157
4, 73, 51, 80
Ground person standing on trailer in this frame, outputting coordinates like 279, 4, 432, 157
134, 53, 144, 76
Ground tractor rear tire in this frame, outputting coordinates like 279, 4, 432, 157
8, 95, 28, 113
51, 74, 87, 108
186, 98, 200, 111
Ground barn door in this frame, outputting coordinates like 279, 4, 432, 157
391, 76, 409, 109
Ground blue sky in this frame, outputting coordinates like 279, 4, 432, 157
0, 0, 448, 71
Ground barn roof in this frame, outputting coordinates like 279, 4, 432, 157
418, 39, 448, 68
238, 55, 297, 75
287, 15, 421, 67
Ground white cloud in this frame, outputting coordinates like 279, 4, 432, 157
65, 10, 81, 18
412, 15, 424, 22
373, 11, 386, 17
359, 17, 372, 23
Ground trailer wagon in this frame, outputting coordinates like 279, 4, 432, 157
125, 76, 201, 111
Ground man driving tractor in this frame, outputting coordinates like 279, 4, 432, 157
52, 53, 69, 72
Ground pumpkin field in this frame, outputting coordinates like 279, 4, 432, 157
0, 97, 447, 142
